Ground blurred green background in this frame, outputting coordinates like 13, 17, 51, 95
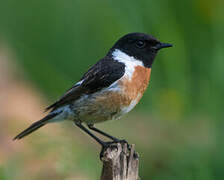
0, 0, 224, 179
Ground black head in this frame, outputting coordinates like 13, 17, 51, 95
109, 33, 172, 68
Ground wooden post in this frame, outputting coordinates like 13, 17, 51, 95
100, 143, 140, 180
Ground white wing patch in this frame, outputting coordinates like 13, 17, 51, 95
75, 80, 84, 86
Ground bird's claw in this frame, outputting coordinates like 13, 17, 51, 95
100, 141, 117, 159
99, 140, 131, 159
113, 139, 131, 150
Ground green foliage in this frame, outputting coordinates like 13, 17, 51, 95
1, 0, 224, 179
1, 0, 224, 119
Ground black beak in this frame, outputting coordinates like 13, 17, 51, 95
154, 42, 173, 50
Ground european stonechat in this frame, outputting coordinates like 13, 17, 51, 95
14, 33, 172, 151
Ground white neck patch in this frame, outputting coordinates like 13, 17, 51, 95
112, 49, 144, 79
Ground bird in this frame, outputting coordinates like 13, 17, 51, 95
14, 32, 172, 151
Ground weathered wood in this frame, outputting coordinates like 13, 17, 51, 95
100, 143, 139, 180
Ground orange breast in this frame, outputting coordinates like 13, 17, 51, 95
118, 66, 151, 106
79, 66, 151, 123
94, 66, 151, 108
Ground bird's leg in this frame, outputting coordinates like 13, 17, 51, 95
88, 124, 129, 146
75, 122, 106, 145
75, 122, 115, 158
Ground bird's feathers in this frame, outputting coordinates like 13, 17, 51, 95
13, 112, 61, 140
46, 57, 125, 111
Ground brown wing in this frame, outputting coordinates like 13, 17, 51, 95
45, 57, 125, 112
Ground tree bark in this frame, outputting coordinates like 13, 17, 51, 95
100, 143, 139, 180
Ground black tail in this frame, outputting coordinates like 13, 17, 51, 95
13, 112, 59, 140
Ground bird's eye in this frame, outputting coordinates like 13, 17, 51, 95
135, 40, 146, 49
